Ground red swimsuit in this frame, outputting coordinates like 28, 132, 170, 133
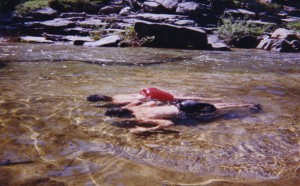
140, 87, 175, 101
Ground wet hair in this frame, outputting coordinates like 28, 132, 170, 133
87, 94, 113, 102
175, 100, 217, 117
105, 108, 134, 118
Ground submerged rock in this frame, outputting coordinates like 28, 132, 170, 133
134, 21, 209, 49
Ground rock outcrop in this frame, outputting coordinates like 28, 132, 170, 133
134, 21, 209, 49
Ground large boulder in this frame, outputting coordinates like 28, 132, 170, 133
134, 21, 209, 49
83, 34, 122, 47
231, 35, 259, 48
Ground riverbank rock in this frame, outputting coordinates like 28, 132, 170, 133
83, 34, 122, 47
134, 21, 209, 49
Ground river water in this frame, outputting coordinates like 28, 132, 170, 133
0, 43, 299, 185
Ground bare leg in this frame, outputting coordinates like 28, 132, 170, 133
214, 102, 262, 112
130, 118, 174, 133
175, 96, 222, 102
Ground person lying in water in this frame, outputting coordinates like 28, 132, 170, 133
87, 87, 223, 106
87, 88, 262, 133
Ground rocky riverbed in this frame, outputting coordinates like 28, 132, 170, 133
1, 0, 300, 52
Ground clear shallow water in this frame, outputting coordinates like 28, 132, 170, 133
0, 43, 300, 185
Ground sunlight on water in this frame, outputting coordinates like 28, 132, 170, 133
0, 43, 299, 185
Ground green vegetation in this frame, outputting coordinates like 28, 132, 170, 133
287, 21, 300, 32
15, 0, 48, 16
217, 17, 271, 38
48, 0, 107, 13
121, 26, 154, 47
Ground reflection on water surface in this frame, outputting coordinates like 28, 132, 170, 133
0, 43, 299, 185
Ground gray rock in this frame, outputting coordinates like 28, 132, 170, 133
20, 36, 54, 43
142, 1, 162, 13
31, 7, 58, 20
207, 35, 231, 51
271, 39, 296, 52
59, 12, 87, 18
79, 18, 107, 28
176, 2, 200, 15
156, 0, 179, 12
131, 13, 188, 23
259, 13, 281, 24
84, 35, 122, 47
64, 27, 92, 36
119, 7, 132, 16
37, 18, 76, 28
271, 28, 298, 41
99, 5, 124, 14
174, 20, 195, 26
256, 36, 274, 50
124, 0, 141, 9
43, 33, 93, 43
109, 0, 123, 5
238, 9, 256, 17
134, 21, 209, 49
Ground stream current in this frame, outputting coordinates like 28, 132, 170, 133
0, 43, 299, 185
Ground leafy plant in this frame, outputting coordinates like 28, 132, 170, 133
287, 21, 300, 32
217, 17, 271, 39
15, 0, 48, 16
121, 26, 155, 47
